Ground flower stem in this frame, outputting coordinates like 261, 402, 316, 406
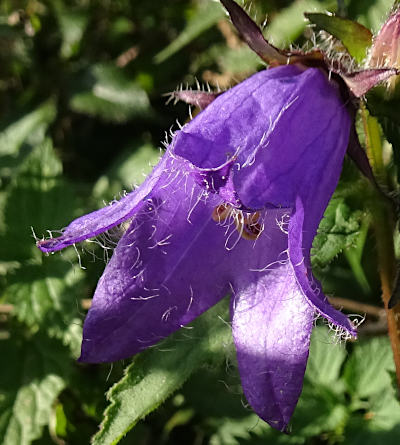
361, 103, 400, 388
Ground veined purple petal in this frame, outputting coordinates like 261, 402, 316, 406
173, 65, 305, 172
232, 262, 314, 431
79, 169, 285, 362
232, 67, 350, 210
174, 64, 354, 336
37, 152, 170, 253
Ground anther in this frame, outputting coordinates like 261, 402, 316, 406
212, 203, 232, 222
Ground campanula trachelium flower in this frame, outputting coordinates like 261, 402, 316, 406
38, 63, 356, 431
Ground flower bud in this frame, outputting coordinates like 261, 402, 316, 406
369, 9, 400, 91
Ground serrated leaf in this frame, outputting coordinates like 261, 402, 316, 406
0, 139, 77, 262
312, 198, 362, 269
0, 139, 82, 353
0, 334, 70, 445
92, 298, 232, 445
305, 13, 372, 63
3, 260, 84, 355
305, 327, 347, 387
154, 0, 225, 63
344, 337, 395, 398
70, 64, 151, 123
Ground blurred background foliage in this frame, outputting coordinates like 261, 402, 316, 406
0, 0, 399, 444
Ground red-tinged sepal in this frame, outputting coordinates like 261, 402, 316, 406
166, 89, 220, 110
339, 68, 399, 97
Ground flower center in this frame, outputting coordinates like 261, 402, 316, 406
212, 204, 263, 241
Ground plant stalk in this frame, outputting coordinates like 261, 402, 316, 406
361, 103, 400, 388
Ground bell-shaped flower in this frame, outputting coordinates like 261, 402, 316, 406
38, 63, 355, 431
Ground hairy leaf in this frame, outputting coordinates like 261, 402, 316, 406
312, 198, 362, 269
92, 299, 232, 445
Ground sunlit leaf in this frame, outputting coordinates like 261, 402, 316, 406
52, 0, 89, 59
0, 101, 56, 179
344, 337, 395, 398
92, 299, 232, 445
70, 64, 151, 123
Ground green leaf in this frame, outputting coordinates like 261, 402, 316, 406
154, 0, 225, 63
305, 13, 372, 63
312, 198, 362, 269
365, 90, 400, 181
0, 139, 77, 263
344, 337, 395, 399
0, 101, 56, 180
0, 139, 83, 352
344, 379, 400, 444
0, 333, 70, 445
215, 45, 262, 75
92, 298, 233, 445
265, 0, 335, 48
52, 0, 89, 59
209, 414, 267, 445
70, 64, 151, 123
280, 327, 349, 439
92, 142, 160, 204
305, 327, 347, 388
3, 260, 84, 355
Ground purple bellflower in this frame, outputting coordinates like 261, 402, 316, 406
38, 0, 400, 433
38, 63, 355, 431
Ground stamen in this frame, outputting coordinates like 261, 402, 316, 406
212, 203, 233, 222
211, 204, 263, 241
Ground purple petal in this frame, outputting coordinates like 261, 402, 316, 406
173, 65, 306, 173
232, 67, 351, 210
174, 64, 355, 336
231, 262, 314, 431
220, 0, 286, 65
80, 194, 291, 363
288, 198, 356, 336
79, 179, 226, 362
37, 152, 170, 253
